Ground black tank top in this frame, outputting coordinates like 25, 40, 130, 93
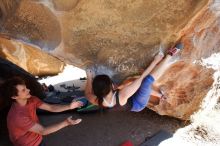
111, 89, 132, 111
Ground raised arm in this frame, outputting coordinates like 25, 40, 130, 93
118, 53, 164, 105
84, 69, 98, 105
39, 101, 83, 112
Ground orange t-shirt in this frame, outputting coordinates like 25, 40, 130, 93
7, 96, 43, 146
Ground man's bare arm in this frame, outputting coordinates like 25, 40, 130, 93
39, 101, 83, 112
29, 116, 81, 135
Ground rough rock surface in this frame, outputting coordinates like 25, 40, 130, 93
52, 0, 79, 11
53, 0, 208, 77
1, 0, 61, 49
0, 0, 19, 22
0, 36, 65, 76
152, 62, 214, 119
152, 0, 220, 119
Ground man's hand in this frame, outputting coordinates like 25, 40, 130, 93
69, 101, 83, 109
65, 116, 82, 126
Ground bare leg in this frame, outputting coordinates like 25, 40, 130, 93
150, 43, 184, 80
150, 88, 162, 97
147, 44, 183, 105
149, 54, 172, 81
130, 54, 174, 111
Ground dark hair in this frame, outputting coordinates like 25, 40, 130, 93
92, 75, 113, 107
0, 76, 25, 103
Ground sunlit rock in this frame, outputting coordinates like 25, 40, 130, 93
149, 0, 220, 120
152, 62, 214, 119
0, 36, 64, 76
159, 53, 220, 146
53, 0, 208, 78
0, 0, 209, 77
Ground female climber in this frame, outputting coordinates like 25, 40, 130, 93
85, 43, 183, 112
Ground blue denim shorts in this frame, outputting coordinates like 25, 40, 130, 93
130, 75, 155, 112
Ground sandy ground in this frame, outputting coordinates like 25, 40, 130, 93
0, 108, 184, 146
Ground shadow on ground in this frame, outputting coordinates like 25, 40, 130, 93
1, 107, 184, 146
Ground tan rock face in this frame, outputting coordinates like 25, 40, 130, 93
54, 0, 208, 78
0, 37, 65, 76
152, 62, 214, 119
150, 0, 220, 119
181, 1, 220, 60
1, 0, 61, 49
